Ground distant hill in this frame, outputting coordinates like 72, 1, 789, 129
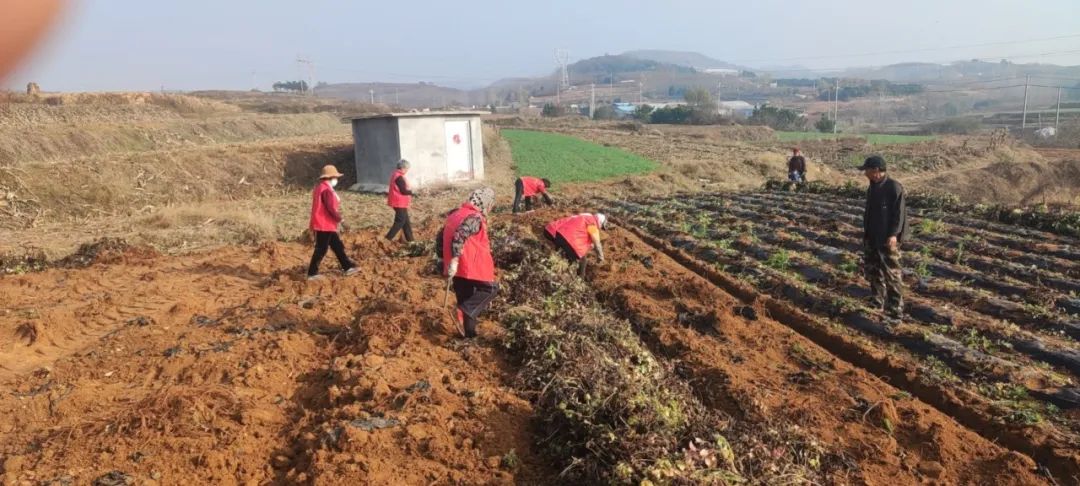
842, 60, 1080, 83
622, 50, 747, 71
568, 55, 694, 79
315, 82, 470, 108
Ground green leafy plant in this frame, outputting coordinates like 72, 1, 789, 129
765, 249, 791, 272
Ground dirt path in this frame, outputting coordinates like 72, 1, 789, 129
0, 234, 550, 485
588, 223, 1047, 485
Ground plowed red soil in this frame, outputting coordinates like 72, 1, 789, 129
0, 233, 549, 485
0, 219, 1059, 485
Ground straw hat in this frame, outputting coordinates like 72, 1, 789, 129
319, 165, 344, 179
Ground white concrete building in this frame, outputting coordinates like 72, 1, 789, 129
345, 111, 486, 192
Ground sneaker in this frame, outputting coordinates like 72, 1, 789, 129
344, 267, 360, 276
306, 274, 326, 281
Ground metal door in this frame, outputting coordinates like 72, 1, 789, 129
444, 120, 472, 181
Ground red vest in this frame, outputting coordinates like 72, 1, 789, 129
309, 181, 341, 232
387, 169, 411, 208
442, 203, 495, 282
545, 214, 598, 258
521, 176, 547, 197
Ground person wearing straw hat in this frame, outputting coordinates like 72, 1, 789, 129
307, 164, 359, 281
438, 187, 498, 338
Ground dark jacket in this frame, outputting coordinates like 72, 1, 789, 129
863, 175, 908, 247
788, 155, 806, 173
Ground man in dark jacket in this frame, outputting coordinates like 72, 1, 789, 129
859, 155, 908, 324
788, 148, 807, 183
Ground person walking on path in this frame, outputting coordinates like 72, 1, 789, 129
859, 155, 909, 324
385, 159, 415, 242
440, 187, 499, 338
512, 176, 554, 213
544, 212, 607, 276
788, 148, 807, 183
307, 165, 359, 281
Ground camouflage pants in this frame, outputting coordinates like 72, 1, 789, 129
864, 241, 904, 317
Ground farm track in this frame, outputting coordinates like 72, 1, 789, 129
604, 194, 1080, 482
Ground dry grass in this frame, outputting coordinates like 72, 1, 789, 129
3, 136, 354, 228
139, 205, 278, 245
0, 92, 240, 118
0, 113, 347, 165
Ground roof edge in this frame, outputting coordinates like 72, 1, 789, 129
343, 111, 489, 121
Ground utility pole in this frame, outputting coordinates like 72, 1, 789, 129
296, 57, 315, 96
590, 83, 596, 118
1022, 75, 1030, 130
369, 89, 374, 104
833, 78, 840, 134
717, 81, 722, 115
1056, 86, 1062, 131
395, 89, 400, 106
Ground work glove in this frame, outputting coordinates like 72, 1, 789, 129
447, 257, 459, 281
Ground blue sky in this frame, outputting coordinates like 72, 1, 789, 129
6, 0, 1080, 91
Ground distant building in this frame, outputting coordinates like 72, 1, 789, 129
345, 111, 486, 192
703, 68, 739, 76
718, 100, 755, 118
613, 102, 638, 117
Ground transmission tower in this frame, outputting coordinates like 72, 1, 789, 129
296, 56, 315, 96
554, 48, 569, 90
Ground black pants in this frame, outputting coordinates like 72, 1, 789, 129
512, 179, 530, 214
385, 207, 413, 242
452, 277, 499, 338
545, 232, 587, 275
308, 231, 354, 276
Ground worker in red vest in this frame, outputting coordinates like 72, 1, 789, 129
385, 159, 415, 242
307, 165, 359, 281
439, 187, 498, 338
544, 212, 607, 275
512, 176, 554, 213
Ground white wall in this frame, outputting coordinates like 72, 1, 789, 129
397, 116, 484, 187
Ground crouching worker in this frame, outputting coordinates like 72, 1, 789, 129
512, 176, 554, 213
544, 212, 607, 276
440, 187, 499, 338
385, 159, 414, 242
307, 165, 359, 281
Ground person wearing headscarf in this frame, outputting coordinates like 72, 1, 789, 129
544, 212, 607, 276
385, 159, 415, 242
307, 165, 359, 280
437, 187, 498, 338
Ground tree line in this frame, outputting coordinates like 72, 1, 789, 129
272, 80, 309, 93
